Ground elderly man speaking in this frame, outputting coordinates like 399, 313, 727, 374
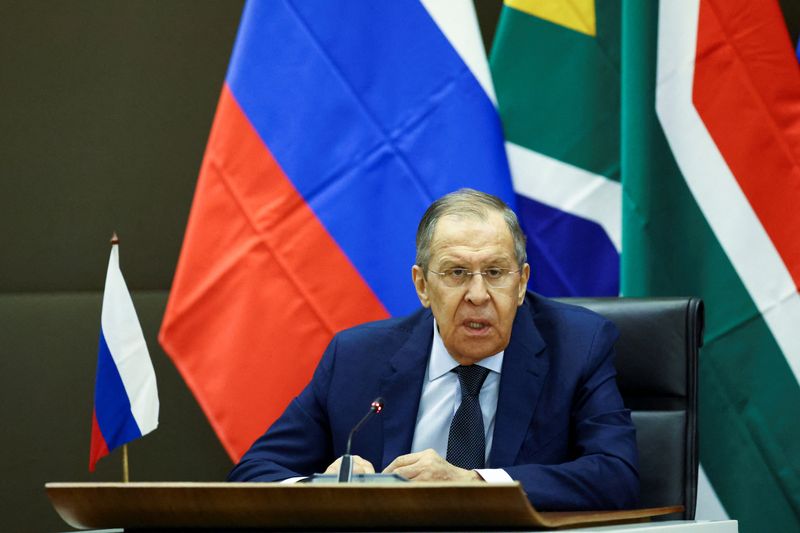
228, 189, 639, 511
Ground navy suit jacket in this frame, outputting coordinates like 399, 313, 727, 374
228, 293, 640, 510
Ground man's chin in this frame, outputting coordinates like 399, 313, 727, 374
449, 338, 504, 365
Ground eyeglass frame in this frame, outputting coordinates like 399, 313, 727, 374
425, 266, 523, 289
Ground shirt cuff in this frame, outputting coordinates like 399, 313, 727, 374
474, 468, 513, 483
281, 476, 308, 483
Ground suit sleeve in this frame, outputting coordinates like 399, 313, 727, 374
226, 337, 338, 482
504, 320, 640, 510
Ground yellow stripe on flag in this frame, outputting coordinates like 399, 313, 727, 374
505, 0, 596, 36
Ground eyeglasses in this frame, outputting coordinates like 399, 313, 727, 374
427, 267, 522, 289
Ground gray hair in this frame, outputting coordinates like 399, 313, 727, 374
415, 188, 527, 272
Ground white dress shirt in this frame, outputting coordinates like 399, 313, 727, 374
410, 320, 512, 482
283, 320, 513, 483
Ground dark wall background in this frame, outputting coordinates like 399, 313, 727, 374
0, 2, 243, 531
0, 1, 796, 531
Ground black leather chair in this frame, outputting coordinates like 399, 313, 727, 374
558, 297, 703, 519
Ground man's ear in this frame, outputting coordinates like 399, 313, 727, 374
412, 265, 431, 308
517, 263, 531, 306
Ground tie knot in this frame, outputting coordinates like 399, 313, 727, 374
455, 365, 490, 397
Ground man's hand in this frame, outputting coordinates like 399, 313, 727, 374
324, 455, 375, 475
382, 449, 483, 482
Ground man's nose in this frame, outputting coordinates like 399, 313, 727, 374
464, 272, 490, 305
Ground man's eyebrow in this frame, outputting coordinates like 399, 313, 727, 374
436, 255, 513, 267
435, 258, 465, 268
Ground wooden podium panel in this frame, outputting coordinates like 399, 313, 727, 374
45, 482, 682, 530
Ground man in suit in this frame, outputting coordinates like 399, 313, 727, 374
228, 189, 639, 510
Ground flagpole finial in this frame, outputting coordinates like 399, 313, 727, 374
110, 232, 119, 245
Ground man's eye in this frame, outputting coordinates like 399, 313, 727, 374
484, 268, 504, 279
448, 268, 468, 278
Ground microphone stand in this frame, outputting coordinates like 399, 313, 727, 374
338, 398, 383, 483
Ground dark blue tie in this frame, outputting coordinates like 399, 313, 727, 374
446, 365, 490, 469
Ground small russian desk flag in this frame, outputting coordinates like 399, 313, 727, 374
89, 235, 159, 472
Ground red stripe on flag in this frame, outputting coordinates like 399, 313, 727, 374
160, 85, 389, 461
693, 0, 800, 288
89, 409, 109, 472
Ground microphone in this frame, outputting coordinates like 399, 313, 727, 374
338, 397, 384, 483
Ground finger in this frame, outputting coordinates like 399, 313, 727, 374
387, 463, 422, 480
324, 457, 343, 475
382, 451, 425, 473
351, 455, 375, 474
398, 453, 443, 480
383, 457, 409, 474
392, 457, 475, 482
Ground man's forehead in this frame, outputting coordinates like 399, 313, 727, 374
435, 250, 515, 266
429, 212, 515, 259
431, 212, 509, 239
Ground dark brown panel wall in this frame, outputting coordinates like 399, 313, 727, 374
0, 2, 243, 531
0, 1, 244, 292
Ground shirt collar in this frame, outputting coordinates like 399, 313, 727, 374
428, 318, 504, 381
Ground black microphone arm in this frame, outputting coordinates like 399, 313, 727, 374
338, 397, 384, 483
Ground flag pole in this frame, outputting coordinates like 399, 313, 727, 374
122, 444, 130, 482
111, 232, 129, 483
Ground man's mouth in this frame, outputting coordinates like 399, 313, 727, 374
464, 320, 490, 331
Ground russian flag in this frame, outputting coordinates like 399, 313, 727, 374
159, 0, 515, 461
89, 239, 159, 472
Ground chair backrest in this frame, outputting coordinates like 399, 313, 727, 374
557, 297, 703, 519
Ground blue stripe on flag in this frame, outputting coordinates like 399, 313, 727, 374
226, 0, 514, 315
94, 330, 142, 450
516, 194, 619, 296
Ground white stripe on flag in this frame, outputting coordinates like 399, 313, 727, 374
420, 0, 498, 105
656, 0, 800, 385
506, 141, 622, 252
696, 464, 730, 520
101, 245, 159, 434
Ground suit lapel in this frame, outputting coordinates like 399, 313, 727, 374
379, 310, 433, 469
489, 299, 548, 468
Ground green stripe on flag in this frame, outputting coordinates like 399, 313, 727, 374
703, 334, 800, 529
621, 2, 800, 531
490, 3, 621, 181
